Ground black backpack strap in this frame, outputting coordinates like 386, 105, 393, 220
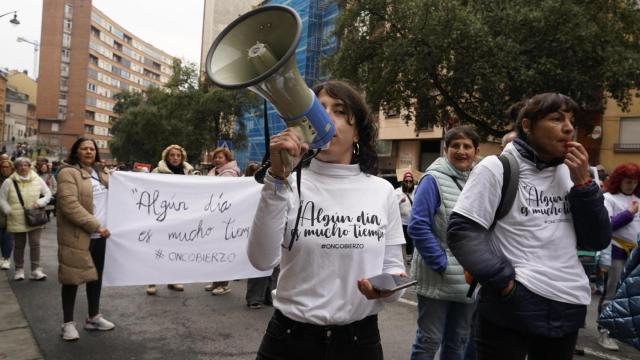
492, 152, 519, 227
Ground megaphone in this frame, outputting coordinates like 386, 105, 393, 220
205, 5, 335, 165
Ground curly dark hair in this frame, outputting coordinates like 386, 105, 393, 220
604, 163, 640, 196
312, 80, 378, 175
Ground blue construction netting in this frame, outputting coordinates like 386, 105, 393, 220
234, 0, 338, 171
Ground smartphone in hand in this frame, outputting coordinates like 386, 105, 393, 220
367, 273, 417, 292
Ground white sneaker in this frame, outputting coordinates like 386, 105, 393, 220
0, 258, 10, 270
598, 329, 620, 351
29, 267, 47, 281
61, 321, 79, 341
14, 268, 24, 281
84, 314, 115, 331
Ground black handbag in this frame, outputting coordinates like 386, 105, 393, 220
12, 180, 48, 227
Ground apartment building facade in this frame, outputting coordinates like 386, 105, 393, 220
599, 95, 640, 170
36, 0, 175, 159
5, 88, 36, 143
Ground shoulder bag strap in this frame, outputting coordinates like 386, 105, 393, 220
12, 180, 26, 209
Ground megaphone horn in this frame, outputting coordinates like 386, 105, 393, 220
205, 5, 335, 165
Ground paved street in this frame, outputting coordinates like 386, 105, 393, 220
2, 221, 639, 359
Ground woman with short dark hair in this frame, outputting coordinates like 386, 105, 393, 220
448, 93, 611, 359
408, 126, 480, 360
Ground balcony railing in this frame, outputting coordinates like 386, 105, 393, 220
614, 143, 640, 153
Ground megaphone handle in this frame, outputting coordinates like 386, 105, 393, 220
275, 124, 310, 170
280, 151, 293, 167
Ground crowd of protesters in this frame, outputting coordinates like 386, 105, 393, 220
1, 82, 638, 360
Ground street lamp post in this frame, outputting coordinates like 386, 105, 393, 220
17, 37, 39, 79
0, 10, 20, 25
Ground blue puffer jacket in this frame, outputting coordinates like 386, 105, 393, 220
599, 247, 640, 350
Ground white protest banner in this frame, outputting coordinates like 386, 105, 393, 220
103, 172, 270, 286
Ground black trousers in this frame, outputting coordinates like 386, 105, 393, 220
61, 237, 106, 322
476, 314, 578, 360
256, 310, 383, 360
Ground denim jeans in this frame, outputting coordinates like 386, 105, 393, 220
256, 310, 383, 360
411, 295, 476, 360
0, 228, 13, 258
246, 266, 279, 306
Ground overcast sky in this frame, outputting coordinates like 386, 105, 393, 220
0, 0, 204, 78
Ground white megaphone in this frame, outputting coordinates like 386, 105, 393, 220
205, 5, 335, 165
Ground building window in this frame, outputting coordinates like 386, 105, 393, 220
64, 18, 72, 32
85, 110, 95, 120
62, 33, 71, 48
376, 140, 393, 157
84, 125, 95, 134
52, 123, 60, 132
87, 82, 97, 92
61, 48, 71, 63
60, 63, 69, 77
58, 106, 67, 119
123, 34, 132, 44
59, 77, 69, 91
64, 3, 73, 19
615, 117, 640, 152
91, 26, 100, 38
5, 104, 10, 113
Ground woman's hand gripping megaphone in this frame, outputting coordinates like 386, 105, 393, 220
269, 128, 310, 179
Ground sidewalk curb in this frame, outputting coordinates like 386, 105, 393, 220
0, 270, 44, 360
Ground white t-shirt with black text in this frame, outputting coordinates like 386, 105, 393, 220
604, 192, 640, 243
453, 143, 591, 305
248, 159, 406, 325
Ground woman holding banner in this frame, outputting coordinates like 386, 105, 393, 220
57, 138, 114, 341
205, 147, 241, 296
248, 80, 406, 360
146, 144, 196, 295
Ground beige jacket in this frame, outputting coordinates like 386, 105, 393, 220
56, 163, 109, 285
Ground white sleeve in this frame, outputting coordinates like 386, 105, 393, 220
380, 244, 407, 302
247, 173, 293, 271
453, 157, 504, 229
386, 187, 406, 245
34, 177, 52, 208
0, 180, 12, 215
603, 194, 614, 217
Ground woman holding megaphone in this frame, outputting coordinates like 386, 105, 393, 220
248, 80, 406, 360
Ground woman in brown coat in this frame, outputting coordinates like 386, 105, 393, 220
57, 138, 114, 341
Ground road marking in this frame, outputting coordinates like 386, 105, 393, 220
582, 347, 631, 360
398, 298, 417, 306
